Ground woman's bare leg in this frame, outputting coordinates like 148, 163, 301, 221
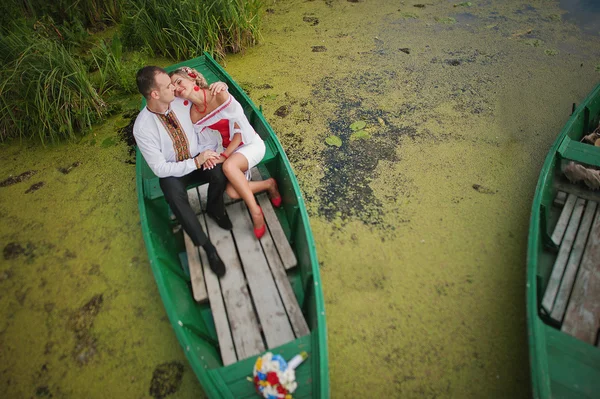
222, 154, 264, 229
225, 177, 279, 200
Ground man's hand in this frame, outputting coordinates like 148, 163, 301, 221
195, 150, 219, 166
208, 82, 228, 96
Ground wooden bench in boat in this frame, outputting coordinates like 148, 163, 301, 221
177, 168, 309, 365
542, 191, 600, 346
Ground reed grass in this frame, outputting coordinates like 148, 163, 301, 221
122, 0, 263, 61
0, 0, 264, 142
0, 27, 106, 143
90, 33, 146, 95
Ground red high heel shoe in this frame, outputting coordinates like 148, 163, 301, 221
253, 207, 266, 239
269, 179, 282, 208
270, 195, 282, 208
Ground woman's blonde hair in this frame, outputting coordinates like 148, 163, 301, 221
169, 66, 208, 88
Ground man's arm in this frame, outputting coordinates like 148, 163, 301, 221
135, 127, 217, 178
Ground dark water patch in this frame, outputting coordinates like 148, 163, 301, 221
414, 4, 425, 8
69, 294, 103, 366
117, 110, 139, 161
25, 182, 45, 194
453, 12, 477, 24
35, 385, 52, 397
472, 183, 497, 194
311, 74, 418, 226
58, 162, 81, 175
149, 362, 184, 399
3, 242, 35, 260
275, 105, 291, 117
312, 45, 327, 52
399, 48, 411, 54
4, 242, 25, 259
0, 170, 37, 187
560, 0, 600, 36
303, 16, 319, 26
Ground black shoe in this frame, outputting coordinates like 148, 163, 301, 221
206, 250, 226, 277
207, 210, 232, 230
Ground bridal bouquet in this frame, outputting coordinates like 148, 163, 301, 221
251, 351, 308, 399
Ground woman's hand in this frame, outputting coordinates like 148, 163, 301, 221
208, 82, 228, 96
195, 150, 219, 166
202, 155, 226, 170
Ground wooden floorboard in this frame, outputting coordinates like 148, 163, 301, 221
195, 213, 237, 366
551, 193, 578, 246
258, 206, 310, 338
542, 197, 586, 314
562, 210, 600, 344
551, 201, 597, 322
554, 191, 567, 207
201, 191, 265, 361
229, 200, 295, 349
257, 193, 297, 270
183, 232, 208, 303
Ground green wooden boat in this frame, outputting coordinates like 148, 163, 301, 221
135, 53, 329, 398
527, 83, 600, 399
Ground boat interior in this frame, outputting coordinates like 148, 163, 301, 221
536, 94, 600, 346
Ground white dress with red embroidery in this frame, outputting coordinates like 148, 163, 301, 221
193, 94, 265, 176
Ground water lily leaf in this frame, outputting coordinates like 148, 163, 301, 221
350, 130, 371, 141
350, 121, 366, 131
544, 49, 559, 56
453, 2, 472, 7
325, 135, 342, 147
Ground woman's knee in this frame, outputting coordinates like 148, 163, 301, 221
222, 159, 236, 177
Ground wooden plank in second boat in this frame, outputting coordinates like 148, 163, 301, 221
551, 193, 578, 246
550, 200, 598, 322
542, 197, 586, 314
562, 210, 600, 344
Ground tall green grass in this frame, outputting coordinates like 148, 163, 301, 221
0, 27, 106, 143
122, 0, 263, 60
0, 0, 122, 34
0, 0, 264, 142
90, 34, 146, 95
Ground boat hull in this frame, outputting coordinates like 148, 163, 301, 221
135, 53, 329, 398
527, 83, 600, 399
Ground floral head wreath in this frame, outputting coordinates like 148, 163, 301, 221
174, 66, 208, 88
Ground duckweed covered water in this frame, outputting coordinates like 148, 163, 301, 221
1, 0, 600, 398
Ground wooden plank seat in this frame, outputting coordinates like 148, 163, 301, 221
542, 191, 600, 345
177, 169, 308, 365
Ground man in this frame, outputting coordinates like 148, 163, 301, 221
133, 66, 231, 277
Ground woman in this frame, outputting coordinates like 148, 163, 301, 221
169, 67, 281, 239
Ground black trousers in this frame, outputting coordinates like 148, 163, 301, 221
159, 164, 227, 246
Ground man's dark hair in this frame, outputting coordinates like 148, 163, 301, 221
136, 66, 167, 98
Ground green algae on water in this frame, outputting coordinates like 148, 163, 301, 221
435, 16, 457, 24
545, 49, 559, 56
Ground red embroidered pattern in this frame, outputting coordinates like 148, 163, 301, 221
158, 112, 191, 162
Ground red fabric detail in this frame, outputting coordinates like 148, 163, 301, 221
209, 119, 232, 147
